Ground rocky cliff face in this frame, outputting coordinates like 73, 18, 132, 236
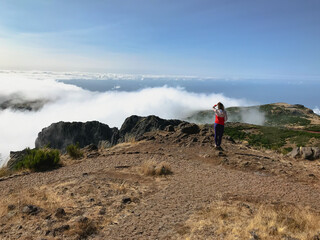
119, 115, 183, 141
35, 115, 185, 152
35, 121, 119, 151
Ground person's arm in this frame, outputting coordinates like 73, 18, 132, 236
212, 104, 218, 113
224, 111, 228, 122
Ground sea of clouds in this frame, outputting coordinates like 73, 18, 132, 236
1, 71, 318, 166
0, 71, 256, 165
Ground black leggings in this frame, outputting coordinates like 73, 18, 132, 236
214, 123, 224, 147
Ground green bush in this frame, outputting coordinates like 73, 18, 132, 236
224, 126, 247, 140
66, 143, 83, 159
15, 148, 60, 171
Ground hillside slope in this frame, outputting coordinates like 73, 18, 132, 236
1, 125, 320, 239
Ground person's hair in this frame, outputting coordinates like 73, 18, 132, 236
218, 102, 224, 110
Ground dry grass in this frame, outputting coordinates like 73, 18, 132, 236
67, 217, 98, 239
0, 186, 63, 217
184, 200, 320, 240
141, 160, 172, 176
0, 166, 11, 178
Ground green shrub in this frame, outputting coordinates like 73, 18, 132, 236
66, 143, 83, 159
15, 148, 60, 171
224, 126, 247, 140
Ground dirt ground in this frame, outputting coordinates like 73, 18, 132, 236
1, 129, 320, 239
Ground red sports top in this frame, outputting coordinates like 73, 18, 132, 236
213, 108, 228, 125
215, 115, 225, 125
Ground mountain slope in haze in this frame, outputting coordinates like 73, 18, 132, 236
187, 102, 320, 130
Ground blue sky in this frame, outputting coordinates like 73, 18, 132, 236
0, 0, 319, 79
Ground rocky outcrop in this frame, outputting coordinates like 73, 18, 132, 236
178, 122, 200, 134
35, 121, 119, 151
7, 149, 29, 170
119, 115, 182, 141
287, 147, 320, 160
34, 115, 185, 152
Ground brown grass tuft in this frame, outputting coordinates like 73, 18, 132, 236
68, 217, 98, 239
184, 200, 320, 240
141, 161, 172, 176
0, 166, 11, 178
0, 187, 63, 217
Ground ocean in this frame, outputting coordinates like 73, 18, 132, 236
58, 78, 320, 110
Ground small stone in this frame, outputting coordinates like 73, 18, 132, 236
224, 136, 235, 143
77, 216, 89, 223
268, 226, 277, 235
312, 233, 320, 240
53, 225, 70, 236
99, 208, 106, 215
7, 204, 16, 211
191, 137, 198, 142
54, 208, 66, 218
250, 230, 260, 240
87, 152, 100, 158
22, 205, 39, 215
122, 197, 132, 204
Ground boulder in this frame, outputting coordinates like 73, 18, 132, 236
164, 125, 175, 132
301, 147, 314, 160
179, 123, 200, 134
314, 147, 320, 159
35, 121, 119, 152
119, 115, 182, 141
22, 205, 39, 215
288, 147, 300, 158
287, 147, 320, 160
7, 149, 29, 170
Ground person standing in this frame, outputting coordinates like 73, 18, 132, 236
212, 102, 228, 150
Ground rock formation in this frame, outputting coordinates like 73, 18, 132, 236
35, 121, 119, 151
288, 147, 320, 160
34, 115, 184, 152
119, 115, 182, 142
7, 149, 29, 170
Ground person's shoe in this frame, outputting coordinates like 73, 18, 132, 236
217, 146, 224, 151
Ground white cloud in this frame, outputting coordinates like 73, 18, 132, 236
314, 107, 320, 115
0, 71, 253, 166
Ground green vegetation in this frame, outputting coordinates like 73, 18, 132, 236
304, 125, 320, 132
224, 125, 251, 140
259, 105, 311, 126
66, 143, 83, 159
15, 148, 60, 171
225, 123, 320, 152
